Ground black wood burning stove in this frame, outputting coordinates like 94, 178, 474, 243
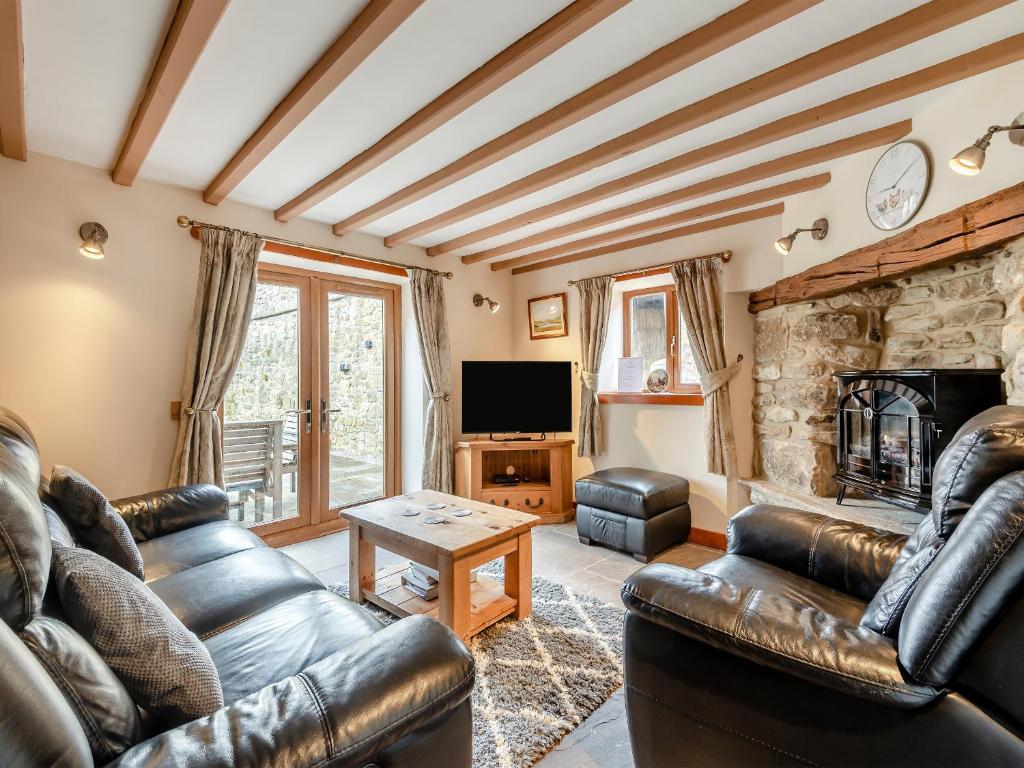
834, 369, 1003, 511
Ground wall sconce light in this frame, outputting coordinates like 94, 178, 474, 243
78, 222, 108, 259
774, 218, 828, 255
949, 111, 1024, 175
473, 293, 500, 313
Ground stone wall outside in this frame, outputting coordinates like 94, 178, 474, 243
752, 236, 1024, 496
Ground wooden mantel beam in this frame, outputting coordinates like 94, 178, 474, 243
112, 0, 229, 186
748, 182, 1024, 313
0, 0, 26, 161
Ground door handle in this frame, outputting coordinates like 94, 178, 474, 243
320, 398, 344, 432
284, 398, 313, 433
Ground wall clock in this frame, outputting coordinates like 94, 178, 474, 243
865, 141, 930, 231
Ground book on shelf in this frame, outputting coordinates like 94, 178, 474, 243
410, 563, 477, 585
401, 574, 438, 601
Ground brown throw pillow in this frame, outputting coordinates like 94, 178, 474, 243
51, 543, 224, 727
48, 466, 145, 579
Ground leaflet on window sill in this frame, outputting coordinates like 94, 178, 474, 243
617, 357, 644, 392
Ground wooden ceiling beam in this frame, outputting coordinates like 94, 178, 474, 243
112, 0, 229, 186
444, 31, 1023, 259
203, 0, 422, 205
0, 0, 26, 161
510, 204, 785, 276
488, 174, 829, 270
273, 0, 628, 223
466, 121, 910, 260
330, 0, 819, 236
403, 0, 1011, 251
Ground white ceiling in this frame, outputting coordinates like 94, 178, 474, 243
17, 0, 1024, 265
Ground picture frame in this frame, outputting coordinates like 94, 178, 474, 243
527, 292, 569, 340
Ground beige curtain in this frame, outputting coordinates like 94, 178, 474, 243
671, 257, 741, 476
575, 276, 614, 458
170, 228, 264, 487
409, 269, 454, 493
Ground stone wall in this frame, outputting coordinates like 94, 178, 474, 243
752, 236, 1024, 496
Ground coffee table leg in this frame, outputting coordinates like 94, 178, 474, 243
439, 554, 471, 639
348, 523, 375, 603
504, 531, 532, 619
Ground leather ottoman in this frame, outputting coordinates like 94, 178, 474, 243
575, 467, 691, 563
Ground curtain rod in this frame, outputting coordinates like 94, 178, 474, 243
176, 216, 454, 280
566, 250, 731, 286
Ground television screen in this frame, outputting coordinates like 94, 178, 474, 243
462, 361, 572, 435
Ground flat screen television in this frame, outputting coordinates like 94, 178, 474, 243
462, 361, 572, 435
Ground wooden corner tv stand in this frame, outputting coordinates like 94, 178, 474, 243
454, 438, 575, 524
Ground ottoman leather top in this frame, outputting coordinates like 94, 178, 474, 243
576, 468, 689, 520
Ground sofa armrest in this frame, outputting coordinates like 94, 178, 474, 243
111, 484, 229, 541
727, 504, 907, 601
621, 564, 938, 708
110, 615, 475, 768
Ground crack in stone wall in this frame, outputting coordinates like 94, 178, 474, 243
752, 236, 1024, 496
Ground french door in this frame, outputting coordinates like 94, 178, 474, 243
222, 262, 401, 544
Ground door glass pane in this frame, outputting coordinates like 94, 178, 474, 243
628, 292, 667, 390
326, 291, 385, 508
223, 282, 302, 528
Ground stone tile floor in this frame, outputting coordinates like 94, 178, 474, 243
281, 521, 720, 767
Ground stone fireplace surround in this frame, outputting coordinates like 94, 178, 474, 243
750, 235, 1024, 499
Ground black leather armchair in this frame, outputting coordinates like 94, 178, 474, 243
0, 406, 474, 768
622, 406, 1024, 766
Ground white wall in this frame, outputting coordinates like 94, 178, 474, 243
510, 217, 781, 532
0, 152, 514, 498
781, 61, 1024, 276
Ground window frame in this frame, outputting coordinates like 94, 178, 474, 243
618, 284, 703, 403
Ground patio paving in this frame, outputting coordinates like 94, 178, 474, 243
229, 453, 383, 528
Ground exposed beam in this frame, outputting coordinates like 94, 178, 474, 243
0, 0, 26, 161
203, 0, 423, 205
510, 204, 785, 276
748, 182, 1024, 312
274, 0, 628, 223
489, 174, 829, 270
441, 32, 1024, 258
331, 0, 819, 236
112, 0, 229, 186
466, 121, 910, 261
402, 0, 1012, 250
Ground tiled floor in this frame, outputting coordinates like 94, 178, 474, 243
281, 521, 720, 767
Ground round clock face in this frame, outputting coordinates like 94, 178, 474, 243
865, 141, 930, 231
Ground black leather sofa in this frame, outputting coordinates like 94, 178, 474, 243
622, 405, 1024, 766
0, 407, 474, 767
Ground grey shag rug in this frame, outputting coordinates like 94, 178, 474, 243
329, 563, 624, 768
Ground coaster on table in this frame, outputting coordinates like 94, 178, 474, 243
450, 507, 472, 517
424, 515, 446, 524
401, 508, 420, 517
425, 502, 446, 510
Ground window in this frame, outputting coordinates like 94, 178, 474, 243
621, 285, 701, 397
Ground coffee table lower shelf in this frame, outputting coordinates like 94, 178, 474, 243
361, 562, 516, 637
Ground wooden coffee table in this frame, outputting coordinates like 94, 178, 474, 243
340, 490, 539, 640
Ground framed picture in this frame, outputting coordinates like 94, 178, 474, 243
528, 292, 568, 340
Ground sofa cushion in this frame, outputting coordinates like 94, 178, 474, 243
148, 546, 323, 639
575, 467, 689, 519
698, 554, 867, 624
138, 520, 262, 583
51, 543, 224, 727
0, 408, 50, 630
20, 614, 143, 761
48, 466, 145, 580
860, 517, 943, 637
205, 590, 384, 703
931, 405, 1024, 539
